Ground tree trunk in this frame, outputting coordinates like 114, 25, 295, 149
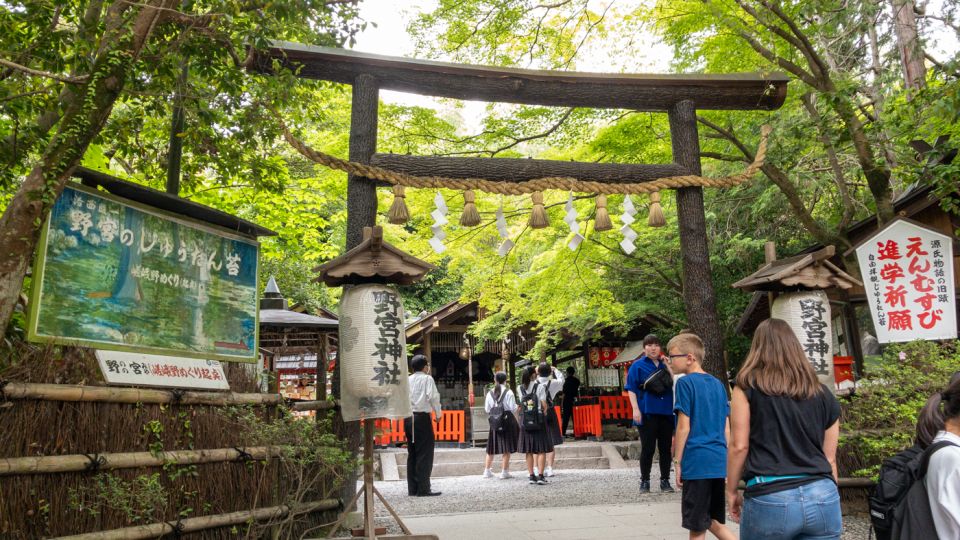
668, 101, 726, 383
891, 0, 926, 93
336, 72, 380, 511
0, 2, 175, 342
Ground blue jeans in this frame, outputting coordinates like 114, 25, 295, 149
741, 478, 842, 540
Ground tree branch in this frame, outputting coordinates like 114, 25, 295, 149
0, 58, 88, 84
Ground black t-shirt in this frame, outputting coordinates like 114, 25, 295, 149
562, 376, 580, 403
742, 384, 841, 495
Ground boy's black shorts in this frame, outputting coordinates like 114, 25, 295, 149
681, 478, 726, 532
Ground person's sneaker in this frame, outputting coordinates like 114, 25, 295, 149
544, 466, 554, 477
528, 474, 537, 484
639, 480, 651, 493
536, 475, 548, 485
660, 479, 675, 493
499, 470, 512, 479
483, 468, 494, 478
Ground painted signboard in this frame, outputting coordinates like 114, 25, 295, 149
29, 184, 259, 362
855, 219, 957, 343
771, 291, 834, 389
96, 350, 230, 390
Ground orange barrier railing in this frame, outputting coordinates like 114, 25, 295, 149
554, 405, 562, 433
369, 410, 466, 446
433, 410, 465, 443
572, 404, 602, 438
598, 396, 632, 420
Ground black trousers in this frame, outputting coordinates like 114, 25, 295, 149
561, 399, 575, 435
403, 412, 435, 496
639, 413, 674, 482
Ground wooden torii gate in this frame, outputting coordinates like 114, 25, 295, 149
253, 41, 788, 383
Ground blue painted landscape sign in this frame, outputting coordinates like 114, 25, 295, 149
28, 184, 259, 362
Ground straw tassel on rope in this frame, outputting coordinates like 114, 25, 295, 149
460, 190, 481, 226
529, 192, 549, 229
594, 194, 612, 231
647, 191, 666, 227
388, 185, 409, 224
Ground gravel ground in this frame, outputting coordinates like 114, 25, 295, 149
345, 467, 873, 539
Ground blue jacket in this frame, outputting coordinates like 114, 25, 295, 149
624, 355, 674, 420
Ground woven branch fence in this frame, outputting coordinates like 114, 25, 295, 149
0, 345, 347, 539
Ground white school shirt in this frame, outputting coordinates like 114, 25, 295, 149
926, 430, 960, 540
484, 386, 518, 413
408, 371, 442, 419
537, 368, 565, 400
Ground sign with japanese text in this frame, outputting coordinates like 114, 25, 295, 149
96, 350, 229, 390
771, 291, 834, 389
29, 184, 260, 362
338, 284, 412, 421
587, 368, 619, 388
855, 219, 956, 343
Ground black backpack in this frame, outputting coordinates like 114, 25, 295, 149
488, 388, 510, 433
870, 440, 958, 540
520, 383, 544, 432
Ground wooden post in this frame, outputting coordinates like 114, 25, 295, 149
668, 100, 726, 382
346, 73, 380, 250
582, 344, 590, 389
422, 331, 432, 366
363, 420, 376, 540
318, 332, 330, 402
337, 72, 380, 513
765, 241, 777, 310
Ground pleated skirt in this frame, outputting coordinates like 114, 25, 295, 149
518, 421, 554, 454
485, 413, 519, 455
546, 406, 564, 446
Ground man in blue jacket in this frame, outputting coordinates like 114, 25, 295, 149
625, 333, 675, 493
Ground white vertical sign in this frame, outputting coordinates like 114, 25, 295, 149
771, 291, 834, 388
855, 219, 956, 343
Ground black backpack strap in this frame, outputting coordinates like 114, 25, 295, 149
919, 440, 959, 477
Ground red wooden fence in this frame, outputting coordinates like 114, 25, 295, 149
370, 410, 466, 446
598, 396, 632, 420
572, 404, 602, 438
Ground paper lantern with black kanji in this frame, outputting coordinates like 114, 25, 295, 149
338, 284, 412, 420
771, 291, 835, 390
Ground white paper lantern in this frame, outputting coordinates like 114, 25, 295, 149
771, 291, 834, 388
338, 284, 407, 399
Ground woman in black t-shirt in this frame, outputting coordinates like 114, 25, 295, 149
726, 318, 842, 540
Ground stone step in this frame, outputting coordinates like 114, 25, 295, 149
392, 443, 602, 465
398, 456, 610, 479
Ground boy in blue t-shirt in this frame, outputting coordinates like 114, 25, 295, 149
666, 333, 735, 540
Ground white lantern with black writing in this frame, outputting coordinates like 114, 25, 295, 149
771, 291, 835, 390
338, 284, 412, 421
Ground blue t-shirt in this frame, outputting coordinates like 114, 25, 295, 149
673, 372, 729, 480
624, 355, 674, 420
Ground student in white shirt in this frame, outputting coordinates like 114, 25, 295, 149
537, 363, 565, 477
926, 378, 960, 539
404, 354, 442, 497
518, 366, 554, 485
483, 372, 519, 479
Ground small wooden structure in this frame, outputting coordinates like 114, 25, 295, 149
733, 246, 861, 292
259, 276, 339, 403
316, 226, 436, 540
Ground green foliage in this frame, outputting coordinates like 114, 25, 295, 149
68, 473, 168, 524
840, 340, 960, 477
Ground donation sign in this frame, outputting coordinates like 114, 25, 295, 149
97, 350, 229, 390
855, 219, 956, 343
28, 184, 260, 362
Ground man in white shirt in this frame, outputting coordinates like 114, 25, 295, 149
404, 354, 442, 497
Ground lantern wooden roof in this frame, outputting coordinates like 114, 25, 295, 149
732, 245, 862, 292
314, 226, 435, 286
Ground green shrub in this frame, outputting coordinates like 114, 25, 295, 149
839, 340, 959, 478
